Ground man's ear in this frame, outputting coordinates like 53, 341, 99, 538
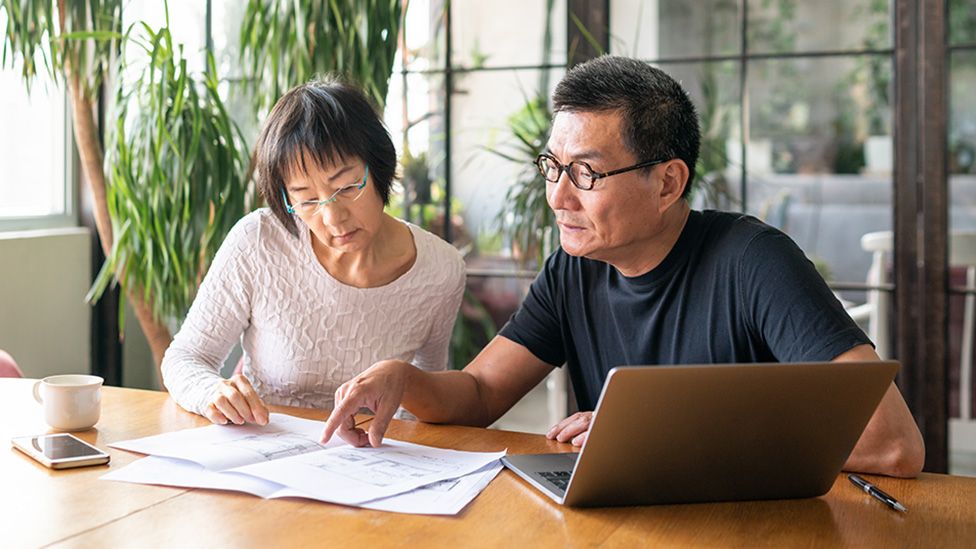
657, 159, 690, 213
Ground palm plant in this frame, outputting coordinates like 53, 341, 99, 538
486, 0, 559, 268
489, 95, 556, 268
1, 0, 180, 372
239, 0, 402, 113
87, 25, 254, 327
2, 1, 406, 384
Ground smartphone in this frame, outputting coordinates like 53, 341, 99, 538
11, 433, 111, 469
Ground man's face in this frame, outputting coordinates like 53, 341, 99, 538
545, 109, 667, 264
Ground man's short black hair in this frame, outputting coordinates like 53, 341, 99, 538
254, 77, 397, 236
552, 55, 701, 197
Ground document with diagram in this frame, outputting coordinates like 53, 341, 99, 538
231, 438, 504, 504
103, 454, 503, 515
103, 413, 505, 513
109, 413, 337, 470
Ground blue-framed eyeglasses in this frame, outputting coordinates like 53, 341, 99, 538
281, 166, 369, 215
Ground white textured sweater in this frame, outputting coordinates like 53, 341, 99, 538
161, 209, 465, 416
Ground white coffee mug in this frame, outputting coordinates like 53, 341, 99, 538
32, 374, 104, 431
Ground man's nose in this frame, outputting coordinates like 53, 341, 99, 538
546, 169, 580, 210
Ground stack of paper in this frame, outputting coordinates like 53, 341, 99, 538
102, 413, 506, 515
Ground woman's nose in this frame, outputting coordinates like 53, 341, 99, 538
316, 202, 348, 224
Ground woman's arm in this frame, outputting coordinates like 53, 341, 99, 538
410, 251, 466, 372
161, 217, 256, 419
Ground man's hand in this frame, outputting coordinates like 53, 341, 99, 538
321, 360, 411, 447
547, 411, 593, 447
204, 374, 269, 426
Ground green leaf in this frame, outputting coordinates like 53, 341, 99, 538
239, 0, 402, 113
92, 27, 256, 323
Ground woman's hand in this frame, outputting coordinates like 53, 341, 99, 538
322, 360, 412, 447
546, 411, 593, 447
204, 374, 270, 426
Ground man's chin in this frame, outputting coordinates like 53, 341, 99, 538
559, 241, 593, 258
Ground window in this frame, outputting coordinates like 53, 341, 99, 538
0, 30, 73, 230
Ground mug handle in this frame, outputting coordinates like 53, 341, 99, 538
32, 380, 44, 404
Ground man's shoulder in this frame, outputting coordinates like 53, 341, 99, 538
696, 209, 785, 252
699, 209, 778, 236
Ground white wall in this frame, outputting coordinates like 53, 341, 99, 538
0, 228, 91, 378
0, 227, 161, 389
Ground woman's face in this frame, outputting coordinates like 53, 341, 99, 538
282, 157, 385, 254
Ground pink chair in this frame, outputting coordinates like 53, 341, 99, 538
0, 349, 23, 378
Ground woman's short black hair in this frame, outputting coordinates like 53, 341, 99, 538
552, 55, 701, 197
254, 77, 397, 236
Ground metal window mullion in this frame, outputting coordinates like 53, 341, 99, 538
739, 0, 748, 213
443, 2, 453, 243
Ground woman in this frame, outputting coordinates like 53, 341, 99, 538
161, 78, 465, 426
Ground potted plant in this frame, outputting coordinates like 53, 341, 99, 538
1, 1, 250, 379
1, 0, 404, 384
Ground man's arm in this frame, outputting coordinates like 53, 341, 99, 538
322, 336, 554, 447
836, 344, 925, 477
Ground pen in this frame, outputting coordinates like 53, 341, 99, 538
848, 474, 907, 512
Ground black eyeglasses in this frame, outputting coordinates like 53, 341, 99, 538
535, 153, 668, 191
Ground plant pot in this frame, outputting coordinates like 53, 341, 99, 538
725, 138, 773, 175
863, 135, 893, 175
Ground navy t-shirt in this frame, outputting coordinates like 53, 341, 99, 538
498, 209, 871, 411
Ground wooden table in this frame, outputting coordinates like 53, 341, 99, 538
3, 378, 975, 548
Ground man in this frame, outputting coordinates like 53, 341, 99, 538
323, 55, 925, 478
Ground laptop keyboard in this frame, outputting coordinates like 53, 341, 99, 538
539, 470, 572, 491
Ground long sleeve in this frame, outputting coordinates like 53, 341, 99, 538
411, 251, 466, 372
162, 210, 467, 414
161, 216, 255, 416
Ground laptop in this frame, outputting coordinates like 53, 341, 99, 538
501, 360, 899, 507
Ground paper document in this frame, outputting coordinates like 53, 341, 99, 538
102, 455, 503, 515
109, 413, 336, 470
231, 438, 503, 504
104, 413, 505, 514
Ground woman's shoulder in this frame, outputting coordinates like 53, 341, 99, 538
226, 208, 301, 249
405, 222, 465, 281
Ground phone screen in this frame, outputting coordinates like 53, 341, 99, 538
31, 434, 104, 459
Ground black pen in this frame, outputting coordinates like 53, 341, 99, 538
848, 474, 907, 512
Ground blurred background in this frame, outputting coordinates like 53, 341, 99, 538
1, 0, 974, 474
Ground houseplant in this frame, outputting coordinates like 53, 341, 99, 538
1, 0, 405, 384
239, 0, 402, 113
0, 1, 204, 375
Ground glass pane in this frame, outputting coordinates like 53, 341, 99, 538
950, 51, 976, 180
611, 0, 740, 59
0, 31, 66, 218
403, 0, 447, 71
654, 61, 741, 210
748, 55, 892, 177
451, 68, 563, 265
747, 0, 890, 54
451, 1, 566, 68
384, 70, 448, 231
212, 0, 249, 80
949, 0, 976, 45
122, 0, 209, 75
948, 49, 976, 448
220, 80, 261, 150
744, 56, 893, 303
